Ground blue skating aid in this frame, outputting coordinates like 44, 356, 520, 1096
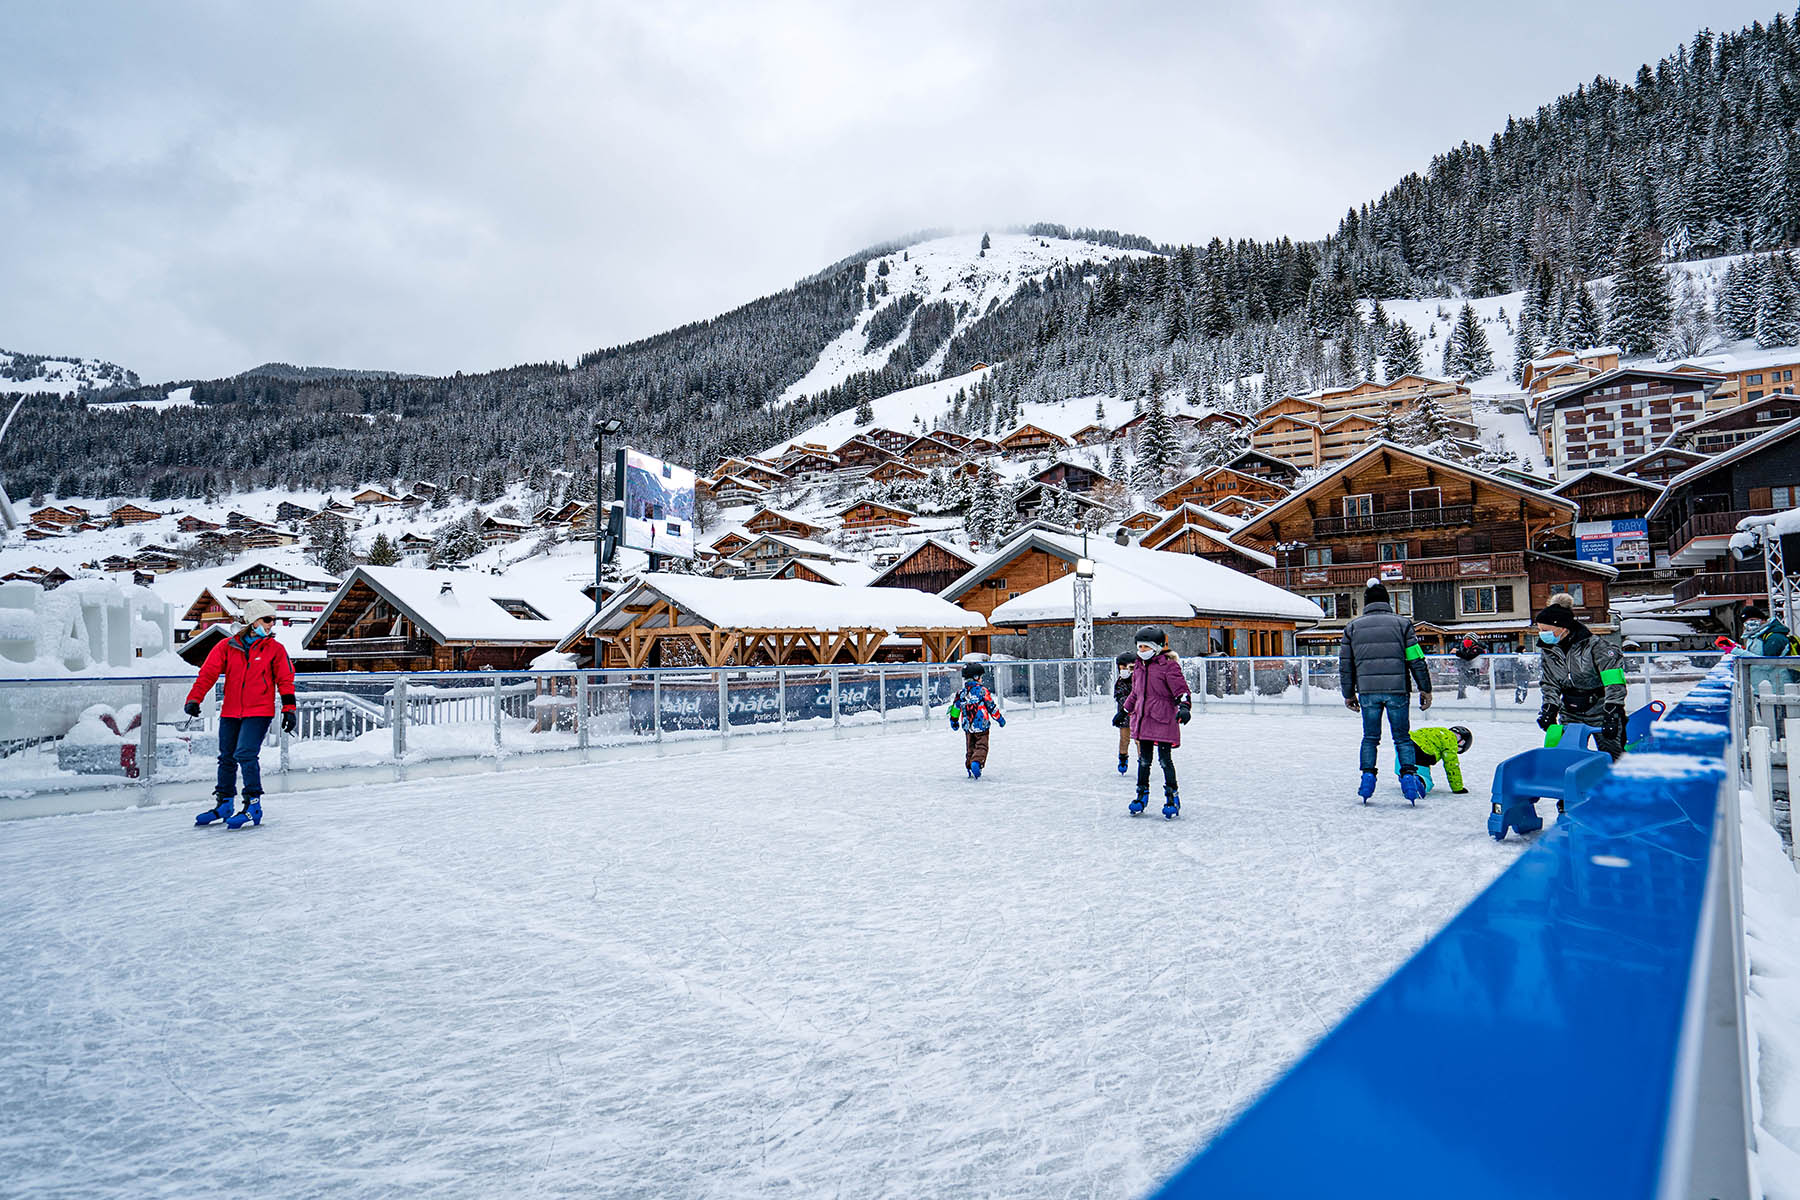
224, 800, 263, 829
1129, 789, 1149, 816
968, 761, 982, 780
1399, 772, 1425, 805
1162, 790, 1180, 820
1357, 771, 1377, 803
1488, 798, 1544, 841
195, 796, 233, 827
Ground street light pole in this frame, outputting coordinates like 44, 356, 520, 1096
593, 417, 624, 618
1074, 528, 1095, 695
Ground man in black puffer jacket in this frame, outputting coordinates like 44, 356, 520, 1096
1340, 579, 1434, 803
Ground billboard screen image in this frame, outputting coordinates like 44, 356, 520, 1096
1575, 519, 1650, 567
617, 448, 697, 559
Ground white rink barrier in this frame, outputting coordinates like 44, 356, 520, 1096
0, 652, 1725, 815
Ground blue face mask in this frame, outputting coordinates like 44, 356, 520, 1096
1537, 630, 1559, 646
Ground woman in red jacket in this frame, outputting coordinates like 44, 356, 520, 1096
185, 600, 297, 828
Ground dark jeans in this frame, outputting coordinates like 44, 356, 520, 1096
217, 715, 272, 798
1136, 740, 1177, 792
1359, 694, 1415, 774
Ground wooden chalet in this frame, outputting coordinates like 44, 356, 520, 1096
1618, 447, 1710, 486
963, 436, 1001, 457
727, 532, 851, 577
558, 575, 985, 668
996, 424, 1071, 456
1071, 423, 1111, 446
832, 436, 898, 470
931, 430, 974, 450
771, 557, 878, 586
868, 538, 978, 594
225, 511, 269, 530
1224, 449, 1301, 486
780, 450, 843, 479
901, 435, 964, 468
177, 514, 222, 533
860, 427, 914, 453
1153, 465, 1287, 511
1207, 496, 1269, 520
743, 506, 829, 539
1011, 482, 1111, 522
1117, 508, 1165, 535
303, 566, 591, 671
714, 458, 790, 488
1544, 469, 1671, 596
1230, 441, 1611, 650
1139, 506, 1275, 576
397, 532, 435, 554
107, 503, 161, 525
945, 527, 1319, 659
479, 515, 531, 545
28, 507, 81, 527
836, 499, 915, 534
23, 527, 67, 542
225, 560, 341, 592
865, 458, 927, 485
244, 528, 301, 549
1031, 459, 1112, 494
532, 500, 593, 528
1645, 419, 1800, 613
351, 488, 402, 507
710, 474, 770, 506
1661, 394, 1800, 457
705, 528, 755, 559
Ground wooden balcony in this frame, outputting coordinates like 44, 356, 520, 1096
1257, 552, 1525, 590
1311, 504, 1474, 536
324, 637, 436, 659
1671, 572, 1768, 606
1668, 509, 1769, 557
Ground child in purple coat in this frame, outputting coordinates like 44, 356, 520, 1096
1123, 626, 1191, 819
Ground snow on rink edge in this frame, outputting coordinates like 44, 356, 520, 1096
0, 708, 1547, 1199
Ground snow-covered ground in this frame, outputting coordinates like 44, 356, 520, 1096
86, 384, 195, 412
0, 346, 138, 395
0, 707, 1547, 1198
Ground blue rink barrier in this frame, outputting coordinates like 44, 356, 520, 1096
1152, 662, 1754, 1200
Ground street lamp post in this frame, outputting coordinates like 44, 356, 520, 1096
1074, 529, 1096, 695
593, 417, 624, 617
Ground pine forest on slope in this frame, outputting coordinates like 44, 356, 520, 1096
10, 11, 1800, 504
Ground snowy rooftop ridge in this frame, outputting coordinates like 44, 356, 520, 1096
304, 565, 593, 648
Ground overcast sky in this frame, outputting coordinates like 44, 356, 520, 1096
0, 0, 1779, 383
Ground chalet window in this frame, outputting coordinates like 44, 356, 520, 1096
1757, 408, 1791, 421
1497, 584, 1515, 611
1393, 590, 1413, 617
1378, 540, 1408, 562
1749, 374, 1764, 385
1750, 391, 1765, 402
1409, 487, 1441, 511
1342, 494, 1373, 518
1315, 594, 1338, 619
1561, 584, 1584, 607
1305, 547, 1333, 566
1460, 585, 1499, 615
1774, 486, 1798, 507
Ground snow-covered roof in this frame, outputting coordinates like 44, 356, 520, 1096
1647, 418, 1800, 518
225, 558, 341, 588
1620, 618, 1701, 642
948, 528, 1323, 624
1654, 345, 1800, 374
305, 566, 593, 648
784, 558, 878, 587
1549, 468, 1665, 496
567, 575, 986, 647
834, 499, 918, 518
1140, 510, 1276, 566
747, 506, 826, 528
728, 532, 852, 562
1537, 365, 1726, 409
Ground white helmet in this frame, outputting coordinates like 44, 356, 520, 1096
239, 599, 278, 625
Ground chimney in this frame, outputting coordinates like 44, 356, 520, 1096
438, 580, 455, 599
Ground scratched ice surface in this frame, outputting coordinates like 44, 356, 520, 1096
0, 709, 1545, 1199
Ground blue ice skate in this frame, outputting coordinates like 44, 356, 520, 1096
968, 761, 982, 780
1117, 754, 1129, 775
224, 799, 263, 829
1357, 770, 1377, 803
1129, 788, 1149, 816
1399, 771, 1425, 805
195, 795, 234, 826
1162, 789, 1180, 820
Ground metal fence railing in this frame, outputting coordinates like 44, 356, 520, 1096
0, 651, 1729, 811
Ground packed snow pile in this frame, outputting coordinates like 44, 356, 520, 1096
54, 702, 192, 776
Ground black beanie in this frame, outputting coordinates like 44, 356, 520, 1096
1535, 603, 1581, 631
1364, 578, 1390, 606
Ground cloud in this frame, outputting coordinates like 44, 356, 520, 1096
0, 0, 1775, 382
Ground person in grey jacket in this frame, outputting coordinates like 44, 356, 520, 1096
1536, 594, 1628, 758
1339, 579, 1433, 803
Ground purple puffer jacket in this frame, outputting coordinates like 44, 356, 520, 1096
1125, 651, 1190, 747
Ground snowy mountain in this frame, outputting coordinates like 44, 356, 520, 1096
0, 347, 138, 396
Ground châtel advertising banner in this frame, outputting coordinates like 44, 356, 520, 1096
1575, 519, 1650, 566
626, 671, 961, 731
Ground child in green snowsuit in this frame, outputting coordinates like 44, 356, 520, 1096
1392, 725, 1472, 795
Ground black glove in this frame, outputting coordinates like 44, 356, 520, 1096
1602, 705, 1627, 745
183, 700, 201, 718
282, 710, 298, 735
1452, 788, 1469, 795
1537, 703, 1559, 731
1418, 692, 1433, 711
1176, 700, 1191, 725
1112, 708, 1130, 729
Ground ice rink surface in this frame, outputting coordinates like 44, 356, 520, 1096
0, 707, 1546, 1199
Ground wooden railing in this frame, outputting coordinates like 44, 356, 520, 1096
1257, 552, 1525, 590
1671, 572, 1769, 605
1312, 504, 1474, 536
1669, 509, 1772, 556
324, 637, 435, 658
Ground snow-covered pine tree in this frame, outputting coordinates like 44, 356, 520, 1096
1445, 303, 1494, 378
1606, 228, 1674, 354
1136, 392, 1179, 481
1381, 320, 1424, 379
854, 377, 874, 425
1564, 281, 1604, 348
366, 532, 399, 566
1755, 251, 1800, 349
1717, 259, 1760, 339
1107, 442, 1127, 481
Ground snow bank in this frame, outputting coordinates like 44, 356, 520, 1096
1742, 789, 1800, 1199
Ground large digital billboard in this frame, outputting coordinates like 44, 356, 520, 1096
1575, 518, 1650, 566
617, 447, 697, 559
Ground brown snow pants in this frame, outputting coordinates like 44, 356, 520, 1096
965, 729, 990, 768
